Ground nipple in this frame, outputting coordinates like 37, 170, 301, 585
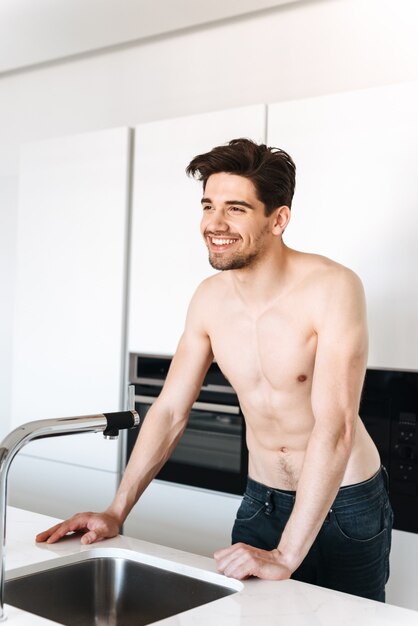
297, 374, 307, 382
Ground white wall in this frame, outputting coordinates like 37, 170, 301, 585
0, 0, 301, 73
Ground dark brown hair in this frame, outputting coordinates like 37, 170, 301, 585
186, 138, 296, 215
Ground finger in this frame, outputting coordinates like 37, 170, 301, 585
217, 544, 265, 580
37, 522, 77, 544
36, 523, 63, 542
46, 525, 80, 544
215, 545, 248, 573
44, 516, 90, 544
214, 542, 246, 561
219, 550, 252, 580
80, 530, 98, 545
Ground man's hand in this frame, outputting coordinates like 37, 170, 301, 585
35, 512, 120, 545
214, 543, 294, 581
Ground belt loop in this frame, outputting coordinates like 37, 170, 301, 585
382, 465, 390, 494
264, 489, 274, 516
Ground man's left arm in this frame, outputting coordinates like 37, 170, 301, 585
214, 268, 368, 580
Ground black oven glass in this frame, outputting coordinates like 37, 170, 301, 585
127, 400, 247, 494
128, 354, 248, 495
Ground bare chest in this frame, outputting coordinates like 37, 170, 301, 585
208, 301, 317, 398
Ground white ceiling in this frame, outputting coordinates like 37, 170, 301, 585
0, 0, 302, 74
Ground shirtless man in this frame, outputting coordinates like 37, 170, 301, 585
37, 138, 393, 601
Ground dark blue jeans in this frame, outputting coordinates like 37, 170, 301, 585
232, 466, 393, 602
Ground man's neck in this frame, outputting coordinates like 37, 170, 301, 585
229, 243, 294, 315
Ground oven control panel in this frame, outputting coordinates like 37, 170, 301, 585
392, 412, 417, 493
360, 369, 418, 534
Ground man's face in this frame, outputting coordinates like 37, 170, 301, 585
200, 172, 274, 271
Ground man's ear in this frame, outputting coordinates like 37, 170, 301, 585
271, 205, 291, 236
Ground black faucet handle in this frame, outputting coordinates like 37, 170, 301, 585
103, 410, 140, 438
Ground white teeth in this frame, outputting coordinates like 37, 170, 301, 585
211, 238, 236, 246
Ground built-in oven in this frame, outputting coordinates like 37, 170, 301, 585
128, 354, 417, 533
359, 368, 417, 534
128, 353, 248, 495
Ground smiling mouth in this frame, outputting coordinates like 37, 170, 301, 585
206, 235, 240, 250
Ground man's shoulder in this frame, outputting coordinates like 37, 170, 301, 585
186, 273, 228, 325
297, 251, 363, 289
184, 273, 232, 340
295, 252, 366, 325
193, 272, 229, 301
293, 252, 365, 319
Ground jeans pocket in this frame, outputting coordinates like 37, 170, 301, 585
235, 494, 265, 522
324, 520, 389, 602
331, 502, 385, 543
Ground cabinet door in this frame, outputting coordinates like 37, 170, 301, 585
124, 480, 240, 557
9, 455, 119, 522
129, 105, 266, 354
11, 128, 131, 471
267, 82, 418, 370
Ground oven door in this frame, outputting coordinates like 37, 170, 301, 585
127, 396, 247, 495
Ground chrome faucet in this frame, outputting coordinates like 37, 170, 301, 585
0, 388, 139, 622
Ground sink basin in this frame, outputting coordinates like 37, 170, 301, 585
5, 548, 240, 625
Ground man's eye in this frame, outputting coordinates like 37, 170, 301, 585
229, 206, 244, 213
202, 205, 212, 211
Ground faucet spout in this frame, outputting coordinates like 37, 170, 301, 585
0, 408, 139, 621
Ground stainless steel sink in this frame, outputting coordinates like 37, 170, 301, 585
5, 549, 240, 625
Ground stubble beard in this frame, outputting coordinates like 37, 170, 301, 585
208, 249, 261, 271
206, 224, 270, 271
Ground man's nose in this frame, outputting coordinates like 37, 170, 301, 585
205, 208, 228, 232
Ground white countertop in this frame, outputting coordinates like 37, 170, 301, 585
4, 506, 418, 625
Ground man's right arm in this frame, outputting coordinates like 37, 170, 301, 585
36, 282, 214, 544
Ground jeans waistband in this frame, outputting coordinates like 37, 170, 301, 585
246, 465, 387, 513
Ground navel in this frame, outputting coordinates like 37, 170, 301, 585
297, 374, 307, 382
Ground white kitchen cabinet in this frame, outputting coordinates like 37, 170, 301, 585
267, 81, 418, 370
386, 529, 418, 611
8, 454, 118, 521
11, 127, 132, 474
128, 104, 266, 355
123, 480, 240, 557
